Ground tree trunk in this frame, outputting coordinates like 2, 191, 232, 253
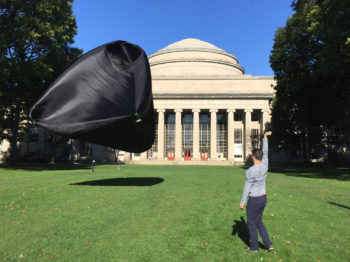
9, 110, 20, 165
301, 132, 308, 164
9, 131, 18, 165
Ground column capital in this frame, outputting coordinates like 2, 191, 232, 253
156, 108, 166, 113
174, 108, 183, 113
262, 108, 270, 113
192, 109, 201, 113
244, 109, 254, 113
209, 109, 218, 113
226, 108, 236, 113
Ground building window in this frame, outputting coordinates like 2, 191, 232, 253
234, 129, 243, 144
134, 153, 141, 157
79, 141, 91, 158
217, 113, 227, 157
165, 113, 175, 155
252, 110, 260, 122
234, 111, 243, 121
182, 113, 193, 156
251, 129, 260, 149
199, 113, 210, 157
234, 129, 243, 158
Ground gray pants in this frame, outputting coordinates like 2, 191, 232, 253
246, 196, 272, 251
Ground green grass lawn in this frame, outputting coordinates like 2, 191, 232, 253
0, 164, 349, 262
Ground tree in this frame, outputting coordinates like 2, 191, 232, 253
0, 0, 82, 163
270, 0, 350, 162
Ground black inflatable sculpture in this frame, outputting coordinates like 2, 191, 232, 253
29, 41, 155, 153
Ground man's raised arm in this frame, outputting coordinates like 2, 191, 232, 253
262, 131, 272, 165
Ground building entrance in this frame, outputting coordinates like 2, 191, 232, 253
184, 150, 191, 160
167, 150, 175, 160
201, 150, 208, 161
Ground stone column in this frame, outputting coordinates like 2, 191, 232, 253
175, 109, 182, 160
157, 109, 165, 160
192, 109, 200, 160
140, 151, 147, 160
244, 109, 253, 160
210, 109, 218, 160
227, 109, 235, 162
261, 109, 270, 135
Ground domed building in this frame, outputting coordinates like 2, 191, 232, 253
130, 38, 275, 164
149, 38, 244, 76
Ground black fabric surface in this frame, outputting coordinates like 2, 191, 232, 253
30, 41, 155, 153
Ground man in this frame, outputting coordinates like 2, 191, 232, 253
91, 160, 96, 173
239, 131, 273, 252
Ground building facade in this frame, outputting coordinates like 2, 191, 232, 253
130, 38, 274, 164
0, 38, 276, 164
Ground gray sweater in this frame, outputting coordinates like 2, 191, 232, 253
240, 138, 269, 205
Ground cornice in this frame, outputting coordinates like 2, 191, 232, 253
153, 93, 274, 100
150, 58, 245, 74
151, 75, 275, 80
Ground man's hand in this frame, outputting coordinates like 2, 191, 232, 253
264, 131, 272, 139
239, 204, 244, 210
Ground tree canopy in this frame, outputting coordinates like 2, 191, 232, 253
270, 0, 350, 162
0, 0, 82, 163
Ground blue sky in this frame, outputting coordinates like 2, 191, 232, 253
72, 0, 294, 76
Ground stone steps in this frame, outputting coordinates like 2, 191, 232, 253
129, 160, 245, 166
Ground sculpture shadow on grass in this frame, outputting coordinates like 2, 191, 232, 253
70, 177, 164, 186
232, 216, 265, 249
328, 201, 350, 210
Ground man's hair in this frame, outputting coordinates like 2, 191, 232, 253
252, 148, 263, 161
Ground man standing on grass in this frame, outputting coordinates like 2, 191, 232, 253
91, 160, 96, 173
239, 131, 273, 252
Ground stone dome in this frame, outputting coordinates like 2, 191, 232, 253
149, 38, 245, 76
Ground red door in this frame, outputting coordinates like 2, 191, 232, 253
167, 150, 175, 160
201, 150, 208, 161
184, 150, 191, 160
